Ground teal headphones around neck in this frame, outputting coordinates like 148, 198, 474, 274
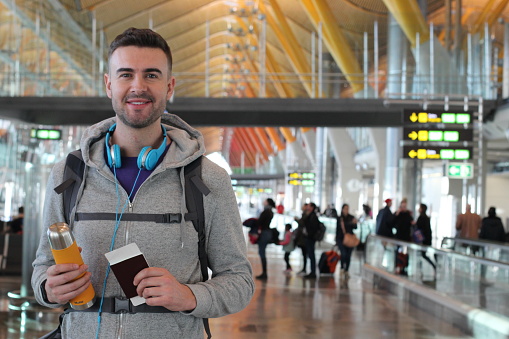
105, 123, 167, 170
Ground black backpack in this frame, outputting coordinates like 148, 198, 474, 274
314, 221, 326, 242
54, 150, 212, 338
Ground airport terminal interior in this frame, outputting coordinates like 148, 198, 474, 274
1, 0, 509, 338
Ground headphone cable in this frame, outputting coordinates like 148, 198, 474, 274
95, 167, 142, 339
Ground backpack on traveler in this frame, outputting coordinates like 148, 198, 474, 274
314, 221, 326, 242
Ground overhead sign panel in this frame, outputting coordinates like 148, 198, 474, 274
403, 146, 473, 160
447, 162, 474, 179
30, 128, 62, 140
403, 110, 473, 125
288, 179, 315, 186
287, 172, 315, 186
288, 172, 315, 179
403, 128, 474, 142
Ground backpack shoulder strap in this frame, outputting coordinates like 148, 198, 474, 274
182, 156, 211, 279
54, 150, 85, 225
181, 156, 212, 339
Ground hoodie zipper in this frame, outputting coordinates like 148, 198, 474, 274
103, 169, 161, 339
115, 312, 124, 339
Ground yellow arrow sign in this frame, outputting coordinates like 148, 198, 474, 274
410, 113, 418, 122
408, 131, 418, 140
408, 150, 417, 158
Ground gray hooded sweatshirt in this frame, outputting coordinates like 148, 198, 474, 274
32, 113, 254, 338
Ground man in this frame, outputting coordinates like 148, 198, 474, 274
32, 28, 254, 339
376, 198, 395, 238
456, 204, 482, 240
301, 202, 320, 279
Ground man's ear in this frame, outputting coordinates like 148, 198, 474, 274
166, 76, 176, 101
104, 73, 112, 99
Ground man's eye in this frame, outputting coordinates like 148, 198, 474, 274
146, 74, 158, 78
119, 73, 131, 78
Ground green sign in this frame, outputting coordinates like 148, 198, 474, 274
447, 163, 474, 179
404, 128, 473, 142
403, 146, 473, 160
288, 172, 315, 179
403, 110, 473, 125
288, 179, 315, 186
30, 128, 62, 140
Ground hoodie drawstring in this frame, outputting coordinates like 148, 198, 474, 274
179, 167, 187, 248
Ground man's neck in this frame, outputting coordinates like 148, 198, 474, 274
112, 122, 167, 157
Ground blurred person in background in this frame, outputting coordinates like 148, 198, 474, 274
336, 204, 358, 281
294, 203, 309, 275
376, 199, 394, 238
456, 204, 482, 255
9, 206, 24, 234
480, 207, 506, 243
255, 198, 276, 280
301, 203, 320, 279
415, 203, 436, 278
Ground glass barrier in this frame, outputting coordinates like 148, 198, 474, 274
365, 234, 509, 318
441, 237, 509, 263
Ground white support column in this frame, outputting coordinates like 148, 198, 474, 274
327, 128, 363, 211
301, 129, 316, 165
369, 128, 387, 214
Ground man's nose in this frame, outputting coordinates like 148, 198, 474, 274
130, 75, 147, 93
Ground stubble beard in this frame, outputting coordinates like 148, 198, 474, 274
113, 95, 166, 129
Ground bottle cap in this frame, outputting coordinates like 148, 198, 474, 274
48, 222, 75, 250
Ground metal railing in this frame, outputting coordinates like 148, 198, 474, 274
441, 237, 509, 263
366, 234, 509, 281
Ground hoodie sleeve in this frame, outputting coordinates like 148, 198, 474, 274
31, 160, 68, 308
185, 159, 254, 318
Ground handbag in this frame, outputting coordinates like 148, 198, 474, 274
248, 230, 259, 244
341, 219, 360, 248
412, 227, 424, 244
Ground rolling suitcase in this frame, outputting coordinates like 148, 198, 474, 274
318, 248, 341, 274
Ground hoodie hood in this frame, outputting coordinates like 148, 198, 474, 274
79, 112, 205, 170
78, 112, 206, 248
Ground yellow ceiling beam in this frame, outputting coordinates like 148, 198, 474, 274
473, 0, 497, 33
238, 127, 268, 164
487, 0, 509, 28
279, 127, 296, 143
300, 0, 364, 94
438, 7, 473, 42
233, 129, 256, 166
265, 127, 286, 151
381, 0, 430, 47
244, 127, 270, 161
254, 127, 274, 155
259, 0, 313, 97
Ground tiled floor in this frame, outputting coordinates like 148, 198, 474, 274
0, 243, 472, 338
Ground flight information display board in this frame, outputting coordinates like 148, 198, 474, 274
403, 128, 474, 142
403, 146, 473, 160
287, 172, 315, 186
403, 110, 473, 125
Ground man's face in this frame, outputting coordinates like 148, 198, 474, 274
104, 46, 175, 128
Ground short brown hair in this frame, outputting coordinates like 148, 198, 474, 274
108, 27, 173, 74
